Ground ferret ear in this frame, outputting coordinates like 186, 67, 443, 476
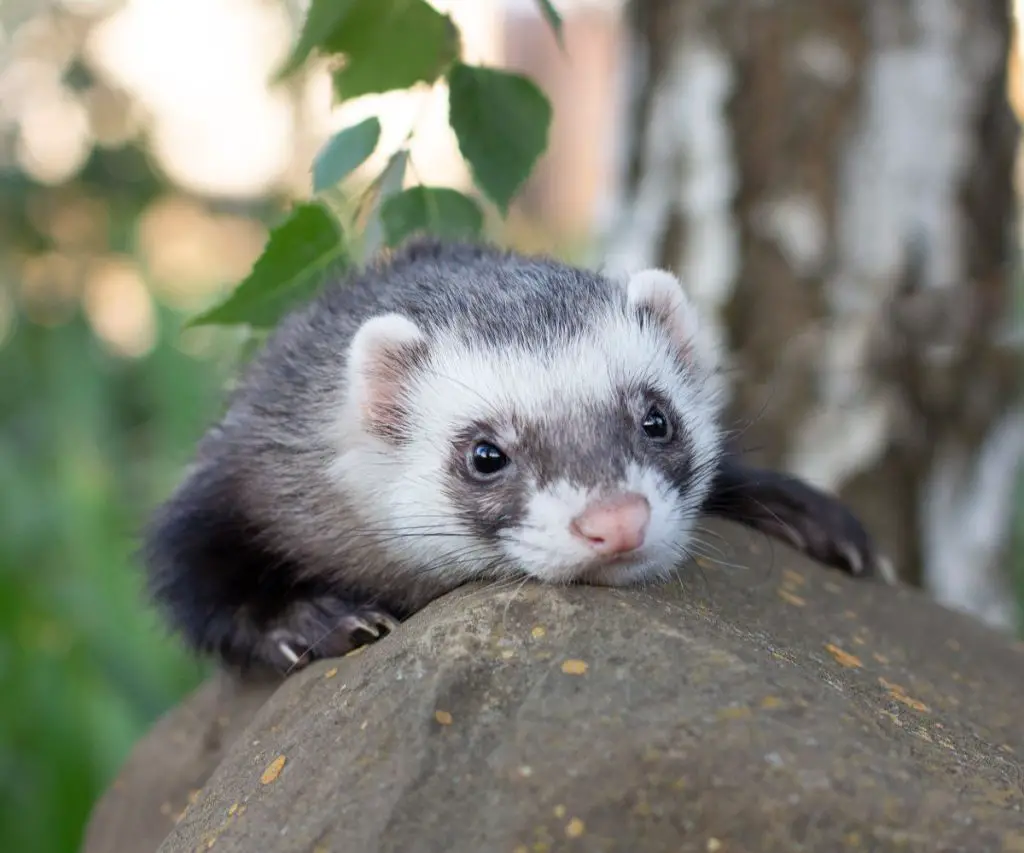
625, 269, 702, 362
347, 313, 428, 442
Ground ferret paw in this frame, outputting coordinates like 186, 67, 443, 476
768, 491, 894, 584
261, 598, 400, 672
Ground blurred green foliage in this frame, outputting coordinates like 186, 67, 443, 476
0, 304, 219, 852
0, 138, 253, 849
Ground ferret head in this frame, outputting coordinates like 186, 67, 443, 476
331, 266, 724, 589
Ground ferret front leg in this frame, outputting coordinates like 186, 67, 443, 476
141, 472, 403, 674
258, 597, 401, 672
701, 455, 891, 581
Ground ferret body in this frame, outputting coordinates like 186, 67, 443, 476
145, 239, 881, 672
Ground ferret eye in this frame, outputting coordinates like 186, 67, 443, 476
468, 441, 509, 479
641, 406, 672, 441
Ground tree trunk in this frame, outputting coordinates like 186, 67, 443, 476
602, 0, 1024, 630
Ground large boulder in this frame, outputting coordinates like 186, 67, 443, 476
83, 522, 1024, 853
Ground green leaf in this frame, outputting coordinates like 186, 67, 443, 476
362, 150, 409, 256
447, 63, 552, 214
535, 0, 564, 47
190, 203, 347, 328
328, 0, 459, 101
275, 0, 359, 80
381, 187, 484, 246
312, 117, 381, 193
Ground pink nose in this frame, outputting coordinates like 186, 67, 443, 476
570, 493, 651, 555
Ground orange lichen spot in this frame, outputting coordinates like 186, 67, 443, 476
782, 569, 805, 586
531, 625, 546, 639
825, 643, 863, 669
260, 755, 286, 785
717, 706, 752, 720
434, 710, 453, 726
777, 589, 806, 607
324, 667, 338, 678
561, 659, 588, 675
878, 678, 929, 713
872, 653, 889, 665
893, 694, 929, 713
565, 818, 585, 838
760, 695, 783, 710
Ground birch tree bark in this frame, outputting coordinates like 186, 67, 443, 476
602, 0, 1024, 630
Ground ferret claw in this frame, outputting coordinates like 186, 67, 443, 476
839, 543, 864, 577
344, 616, 380, 638
876, 555, 898, 586
277, 640, 300, 666
260, 598, 401, 673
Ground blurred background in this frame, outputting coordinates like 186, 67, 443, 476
0, 1, 1022, 851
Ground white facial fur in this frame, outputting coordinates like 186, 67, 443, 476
329, 268, 724, 588
503, 463, 693, 585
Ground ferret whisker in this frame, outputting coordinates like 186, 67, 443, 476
679, 544, 750, 573
673, 548, 712, 598
721, 382, 776, 448
500, 574, 537, 627
691, 523, 730, 548
405, 549, 509, 582
685, 532, 731, 562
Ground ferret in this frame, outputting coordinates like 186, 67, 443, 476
144, 238, 883, 673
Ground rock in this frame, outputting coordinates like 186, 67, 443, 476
80, 670, 279, 853
85, 523, 1024, 853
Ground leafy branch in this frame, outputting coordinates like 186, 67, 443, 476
193, 0, 561, 329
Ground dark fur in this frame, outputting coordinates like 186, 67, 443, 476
144, 238, 883, 674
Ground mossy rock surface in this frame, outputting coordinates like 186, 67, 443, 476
83, 522, 1024, 853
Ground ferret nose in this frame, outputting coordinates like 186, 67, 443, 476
570, 493, 651, 555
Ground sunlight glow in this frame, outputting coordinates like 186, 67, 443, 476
83, 255, 157, 358
138, 196, 267, 310
85, 0, 296, 197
